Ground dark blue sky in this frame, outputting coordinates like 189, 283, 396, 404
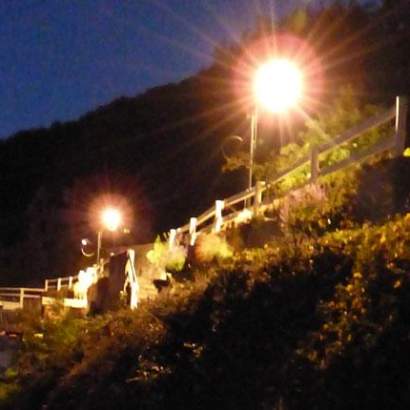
0, 0, 375, 139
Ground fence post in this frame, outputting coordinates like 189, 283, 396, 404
168, 228, 177, 250
395, 96, 408, 156
57, 278, 61, 292
310, 147, 319, 183
19, 288, 24, 309
214, 200, 225, 233
189, 217, 198, 246
45, 279, 49, 292
69, 276, 73, 289
253, 181, 265, 216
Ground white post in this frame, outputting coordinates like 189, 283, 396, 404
168, 229, 177, 250
45, 279, 49, 292
69, 276, 73, 289
310, 147, 319, 183
57, 278, 61, 291
19, 288, 24, 309
395, 96, 408, 156
189, 217, 198, 246
214, 200, 225, 233
126, 249, 139, 310
254, 181, 265, 216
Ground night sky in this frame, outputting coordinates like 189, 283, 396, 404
0, 0, 377, 139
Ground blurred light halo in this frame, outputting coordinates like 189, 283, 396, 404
253, 58, 303, 113
101, 207, 122, 232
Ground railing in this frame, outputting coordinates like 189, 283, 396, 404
169, 96, 407, 247
0, 273, 83, 311
0, 275, 80, 311
0, 287, 45, 310
45, 275, 78, 292
0, 97, 407, 311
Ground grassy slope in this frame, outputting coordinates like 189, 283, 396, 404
2, 158, 410, 410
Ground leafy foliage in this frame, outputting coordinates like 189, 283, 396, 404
194, 233, 234, 263
4, 199, 410, 409
225, 86, 393, 197
146, 236, 187, 273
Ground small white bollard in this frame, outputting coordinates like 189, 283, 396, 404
189, 217, 197, 246
395, 96, 408, 156
126, 249, 139, 310
214, 200, 224, 233
19, 288, 24, 309
168, 229, 177, 250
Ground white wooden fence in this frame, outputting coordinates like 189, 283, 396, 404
169, 96, 407, 247
0, 275, 80, 311
0, 97, 407, 311
0, 287, 45, 310
44, 275, 78, 292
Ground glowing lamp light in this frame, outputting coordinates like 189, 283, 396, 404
253, 58, 303, 113
101, 207, 122, 232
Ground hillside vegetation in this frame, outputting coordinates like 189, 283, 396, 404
2, 156, 410, 409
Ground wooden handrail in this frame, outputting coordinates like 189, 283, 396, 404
196, 208, 216, 226
0, 287, 45, 292
269, 105, 396, 186
224, 187, 256, 208
320, 134, 395, 177
45, 274, 78, 291
170, 100, 402, 241
318, 106, 396, 156
271, 155, 310, 184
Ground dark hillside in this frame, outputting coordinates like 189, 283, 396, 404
0, 71, 246, 284
3, 157, 410, 409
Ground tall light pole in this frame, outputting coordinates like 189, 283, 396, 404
248, 58, 304, 190
249, 110, 258, 191
96, 207, 123, 266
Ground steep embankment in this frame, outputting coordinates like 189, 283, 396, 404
2, 157, 410, 410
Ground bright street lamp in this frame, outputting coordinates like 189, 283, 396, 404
101, 208, 122, 232
248, 58, 304, 190
253, 58, 303, 114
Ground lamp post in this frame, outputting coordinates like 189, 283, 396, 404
96, 207, 123, 266
249, 110, 258, 191
248, 58, 303, 190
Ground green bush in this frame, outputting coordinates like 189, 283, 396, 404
146, 236, 187, 273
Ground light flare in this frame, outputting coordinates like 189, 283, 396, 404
253, 59, 304, 113
101, 207, 122, 232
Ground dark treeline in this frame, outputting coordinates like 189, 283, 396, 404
0, 0, 409, 285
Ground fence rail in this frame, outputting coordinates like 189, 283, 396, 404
169, 96, 407, 248
0, 287, 45, 309
1, 98, 407, 311
45, 275, 78, 292
0, 274, 80, 311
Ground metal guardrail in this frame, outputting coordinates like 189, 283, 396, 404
168, 96, 407, 248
